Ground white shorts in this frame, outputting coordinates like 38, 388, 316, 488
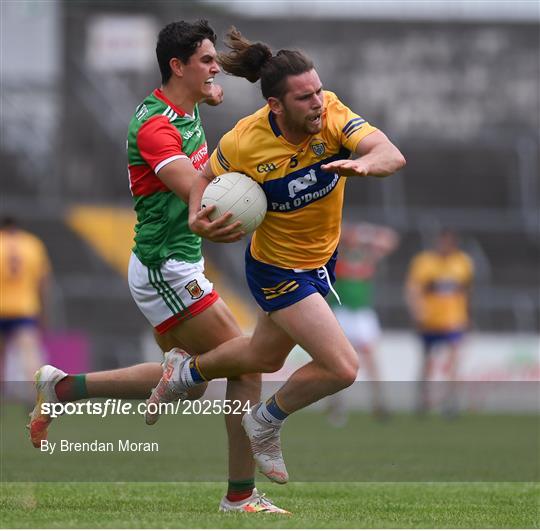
128, 253, 218, 335
333, 307, 381, 347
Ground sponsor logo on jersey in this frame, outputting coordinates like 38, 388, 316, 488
183, 126, 202, 141
288, 169, 317, 198
310, 141, 326, 157
262, 148, 349, 213
269, 172, 340, 212
190, 143, 208, 170
185, 279, 204, 300
257, 162, 277, 173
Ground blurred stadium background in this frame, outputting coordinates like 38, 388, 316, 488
1, 0, 538, 396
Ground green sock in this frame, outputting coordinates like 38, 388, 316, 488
55, 374, 88, 402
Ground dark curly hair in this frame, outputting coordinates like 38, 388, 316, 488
156, 19, 217, 84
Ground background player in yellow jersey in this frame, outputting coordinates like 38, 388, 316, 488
148, 28, 406, 484
0, 217, 51, 394
405, 229, 474, 415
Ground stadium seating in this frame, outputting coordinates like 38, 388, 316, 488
1, 11, 538, 370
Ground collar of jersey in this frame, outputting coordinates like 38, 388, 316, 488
154, 88, 192, 119
267, 111, 316, 153
268, 111, 282, 137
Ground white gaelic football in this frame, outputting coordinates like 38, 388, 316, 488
201, 172, 267, 233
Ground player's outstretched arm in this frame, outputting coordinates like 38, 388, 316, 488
321, 130, 405, 177
188, 165, 244, 243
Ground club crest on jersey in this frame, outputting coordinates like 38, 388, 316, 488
185, 280, 204, 300
310, 141, 326, 157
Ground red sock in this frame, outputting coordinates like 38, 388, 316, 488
226, 479, 255, 502
54, 374, 88, 402
226, 489, 254, 503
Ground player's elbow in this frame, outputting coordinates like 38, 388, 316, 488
395, 152, 406, 170
373, 151, 406, 178
384, 150, 406, 176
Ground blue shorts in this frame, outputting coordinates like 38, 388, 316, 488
0, 317, 38, 337
421, 330, 465, 350
245, 246, 338, 312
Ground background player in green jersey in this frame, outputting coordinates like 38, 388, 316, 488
29, 20, 288, 514
327, 222, 399, 425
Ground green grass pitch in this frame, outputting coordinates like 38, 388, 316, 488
1, 402, 538, 527
1, 482, 538, 528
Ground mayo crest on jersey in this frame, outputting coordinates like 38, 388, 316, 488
209, 91, 377, 269
127, 89, 207, 268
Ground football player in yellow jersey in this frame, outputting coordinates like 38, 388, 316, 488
0, 217, 51, 391
148, 27, 405, 483
405, 229, 474, 415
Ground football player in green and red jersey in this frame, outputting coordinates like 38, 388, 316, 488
327, 222, 399, 425
29, 20, 288, 514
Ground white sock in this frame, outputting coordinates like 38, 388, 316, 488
176, 357, 200, 389
255, 401, 286, 426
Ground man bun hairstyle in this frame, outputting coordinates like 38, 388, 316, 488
156, 19, 217, 84
218, 27, 314, 100
217, 27, 272, 83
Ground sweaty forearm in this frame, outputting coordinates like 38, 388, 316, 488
359, 144, 406, 177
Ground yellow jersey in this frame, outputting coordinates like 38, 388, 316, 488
407, 250, 474, 332
0, 229, 51, 318
209, 91, 377, 269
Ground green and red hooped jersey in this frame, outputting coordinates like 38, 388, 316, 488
331, 256, 376, 309
127, 89, 208, 268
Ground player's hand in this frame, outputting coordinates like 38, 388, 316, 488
189, 204, 245, 243
321, 159, 370, 177
204, 84, 224, 106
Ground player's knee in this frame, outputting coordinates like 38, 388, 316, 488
333, 358, 359, 388
259, 357, 286, 374
228, 372, 262, 384
227, 372, 262, 393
